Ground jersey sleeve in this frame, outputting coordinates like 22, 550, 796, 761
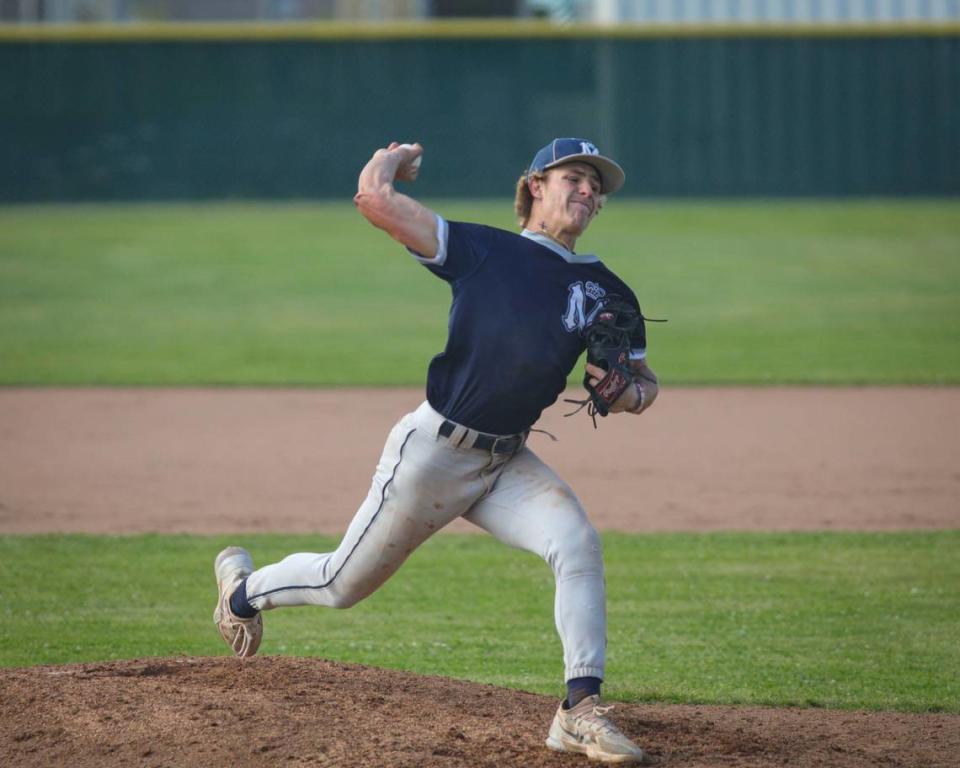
408, 218, 487, 283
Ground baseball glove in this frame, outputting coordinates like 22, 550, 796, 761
564, 297, 640, 427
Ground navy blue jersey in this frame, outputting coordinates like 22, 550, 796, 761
414, 220, 647, 435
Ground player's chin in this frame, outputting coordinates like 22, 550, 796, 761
567, 209, 594, 233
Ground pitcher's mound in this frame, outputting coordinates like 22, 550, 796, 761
2, 656, 956, 767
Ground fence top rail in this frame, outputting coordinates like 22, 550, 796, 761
2, 19, 959, 43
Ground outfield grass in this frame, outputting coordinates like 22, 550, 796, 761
1, 200, 958, 385
1, 532, 957, 713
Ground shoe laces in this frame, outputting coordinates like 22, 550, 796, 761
578, 702, 621, 736
576, 704, 620, 735
222, 607, 256, 655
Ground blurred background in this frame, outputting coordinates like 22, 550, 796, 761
2, 1, 958, 201
4, 0, 960, 23
1, 2, 958, 387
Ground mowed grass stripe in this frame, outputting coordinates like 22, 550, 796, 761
1, 200, 958, 385
1, 531, 956, 713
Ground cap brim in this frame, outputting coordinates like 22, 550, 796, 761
543, 153, 625, 194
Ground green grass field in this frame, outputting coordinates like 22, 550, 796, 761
2, 200, 958, 716
1, 532, 957, 713
1, 199, 959, 385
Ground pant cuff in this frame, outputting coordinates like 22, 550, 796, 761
565, 666, 604, 682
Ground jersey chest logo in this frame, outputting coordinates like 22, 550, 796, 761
562, 280, 609, 333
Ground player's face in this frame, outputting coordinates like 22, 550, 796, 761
537, 163, 603, 236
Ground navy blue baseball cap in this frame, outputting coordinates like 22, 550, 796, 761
527, 138, 625, 194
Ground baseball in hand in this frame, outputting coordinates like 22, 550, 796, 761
395, 143, 422, 180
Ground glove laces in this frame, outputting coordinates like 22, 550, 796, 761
562, 396, 602, 428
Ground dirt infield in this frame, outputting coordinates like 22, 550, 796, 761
2, 387, 958, 767
2, 387, 958, 534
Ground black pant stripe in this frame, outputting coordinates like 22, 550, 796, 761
247, 427, 417, 602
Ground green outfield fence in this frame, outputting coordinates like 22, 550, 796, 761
2, 22, 958, 201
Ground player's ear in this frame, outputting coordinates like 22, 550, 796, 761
528, 174, 544, 199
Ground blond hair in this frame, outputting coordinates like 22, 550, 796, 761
514, 171, 544, 228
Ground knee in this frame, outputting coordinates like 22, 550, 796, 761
548, 522, 603, 577
323, 579, 375, 609
326, 592, 361, 610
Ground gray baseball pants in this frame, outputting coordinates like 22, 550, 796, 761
243, 401, 606, 682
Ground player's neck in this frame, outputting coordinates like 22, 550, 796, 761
536, 221, 577, 253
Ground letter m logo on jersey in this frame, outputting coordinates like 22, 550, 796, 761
562, 280, 607, 332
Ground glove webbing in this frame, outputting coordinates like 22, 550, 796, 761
563, 297, 665, 428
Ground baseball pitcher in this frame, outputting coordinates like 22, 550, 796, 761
213, 138, 660, 764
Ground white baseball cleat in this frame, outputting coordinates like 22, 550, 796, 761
213, 546, 262, 658
545, 695, 657, 764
